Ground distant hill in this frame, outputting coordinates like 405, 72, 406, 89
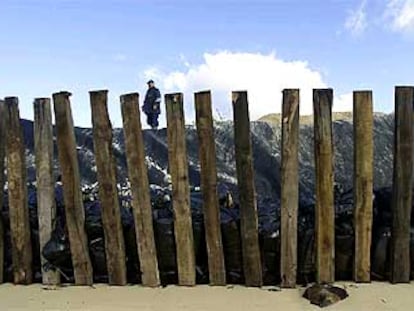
15, 112, 394, 207
258, 111, 387, 126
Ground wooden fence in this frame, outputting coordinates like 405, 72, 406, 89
0, 86, 413, 287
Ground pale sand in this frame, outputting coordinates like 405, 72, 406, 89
0, 282, 413, 311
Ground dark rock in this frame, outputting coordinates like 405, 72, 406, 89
303, 284, 348, 308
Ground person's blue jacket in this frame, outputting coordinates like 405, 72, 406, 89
143, 87, 161, 114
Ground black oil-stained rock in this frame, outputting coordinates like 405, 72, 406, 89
303, 284, 348, 308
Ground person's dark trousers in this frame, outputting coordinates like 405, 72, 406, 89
146, 112, 159, 129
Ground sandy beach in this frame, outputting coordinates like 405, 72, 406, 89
0, 282, 413, 311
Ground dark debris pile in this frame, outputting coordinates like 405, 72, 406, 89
0, 183, 413, 284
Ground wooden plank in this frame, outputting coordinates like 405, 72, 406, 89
194, 91, 226, 286
52, 91, 93, 285
390, 86, 414, 284
353, 91, 373, 283
33, 98, 60, 285
280, 89, 299, 288
232, 91, 262, 287
90, 90, 127, 285
120, 93, 160, 287
165, 93, 196, 286
0, 99, 6, 283
4, 97, 33, 284
313, 89, 335, 284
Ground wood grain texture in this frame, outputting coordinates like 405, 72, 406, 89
165, 93, 196, 286
90, 90, 127, 285
120, 93, 160, 287
5, 97, 33, 284
232, 91, 262, 287
280, 89, 299, 288
390, 86, 414, 284
353, 91, 373, 283
0, 99, 6, 283
34, 98, 60, 285
194, 91, 226, 285
53, 91, 93, 285
313, 89, 335, 284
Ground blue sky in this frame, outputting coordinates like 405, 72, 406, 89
1, 0, 413, 127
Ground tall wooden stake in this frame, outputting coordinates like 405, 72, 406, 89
53, 91, 93, 285
5, 97, 33, 284
353, 91, 373, 283
165, 93, 196, 286
232, 91, 262, 287
0, 99, 6, 283
34, 98, 60, 285
120, 93, 160, 287
280, 89, 299, 288
313, 89, 335, 284
90, 90, 127, 285
391, 86, 414, 284
194, 91, 226, 285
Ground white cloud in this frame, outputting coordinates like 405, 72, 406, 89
345, 0, 368, 36
143, 51, 356, 122
334, 93, 353, 112
143, 52, 352, 122
385, 0, 414, 33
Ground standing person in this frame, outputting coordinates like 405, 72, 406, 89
142, 80, 161, 130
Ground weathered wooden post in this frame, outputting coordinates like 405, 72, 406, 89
232, 91, 262, 287
120, 93, 160, 287
165, 93, 196, 286
391, 86, 414, 284
0, 99, 6, 283
353, 91, 373, 283
53, 91, 93, 285
194, 91, 226, 286
5, 97, 33, 284
280, 89, 299, 288
313, 89, 335, 284
34, 98, 60, 285
90, 90, 127, 285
